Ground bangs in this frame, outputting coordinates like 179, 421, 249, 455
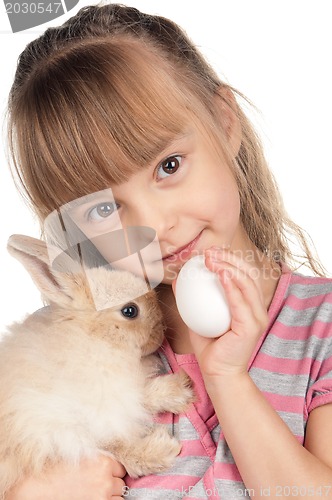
10, 37, 210, 217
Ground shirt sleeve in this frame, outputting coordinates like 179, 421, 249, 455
305, 322, 332, 415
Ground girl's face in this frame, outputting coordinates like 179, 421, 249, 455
66, 126, 244, 285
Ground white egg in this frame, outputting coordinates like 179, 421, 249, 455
175, 255, 231, 338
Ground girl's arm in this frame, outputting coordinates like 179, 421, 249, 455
208, 372, 332, 499
190, 248, 332, 499
305, 403, 332, 470
5, 455, 126, 500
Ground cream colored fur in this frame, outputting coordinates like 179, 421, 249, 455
0, 235, 195, 497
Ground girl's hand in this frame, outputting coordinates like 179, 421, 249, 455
188, 247, 269, 382
6, 455, 126, 500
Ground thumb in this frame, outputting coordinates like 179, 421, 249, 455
188, 328, 215, 361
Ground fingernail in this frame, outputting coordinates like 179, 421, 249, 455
223, 270, 231, 283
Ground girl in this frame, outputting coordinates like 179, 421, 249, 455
6, 3, 332, 499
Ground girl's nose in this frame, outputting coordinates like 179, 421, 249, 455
125, 196, 177, 239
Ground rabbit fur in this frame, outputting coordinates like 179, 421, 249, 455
0, 235, 195, 496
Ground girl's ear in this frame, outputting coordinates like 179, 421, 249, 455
214, 87, 242, 158
7, 234, 81, 307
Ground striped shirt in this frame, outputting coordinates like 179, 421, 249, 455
125, 268, 332, 499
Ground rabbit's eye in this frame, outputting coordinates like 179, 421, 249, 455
121, 304, 139, 319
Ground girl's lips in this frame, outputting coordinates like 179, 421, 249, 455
163, 231, 202, 263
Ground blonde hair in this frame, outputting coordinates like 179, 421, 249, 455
7, 3, 325, 276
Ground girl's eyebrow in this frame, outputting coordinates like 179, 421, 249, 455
62, 191, 116, 212
60, 130, 194, 214
157, 129, 194, 159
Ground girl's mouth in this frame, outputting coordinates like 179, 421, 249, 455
163, 231, 202, 263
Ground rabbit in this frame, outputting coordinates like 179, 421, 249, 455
0, 234, 195, 497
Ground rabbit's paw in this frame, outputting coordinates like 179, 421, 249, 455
144, 369, 196, 415
124, 426, 181, 478
165, 369, 196, 413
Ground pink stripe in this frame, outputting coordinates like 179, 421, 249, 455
261, 391, 305, 415
283, 294, 332, 311
308, 392, 332, 413
153, 412, 175, 424
180, 439, 209, 456
126, 473, 202, 493
270, 321, 331, 340
252, 351, 322, 375
291, 275, 332, 286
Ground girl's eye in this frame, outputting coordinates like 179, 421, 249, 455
88, 202, 119, 221
157, 155, 182, 180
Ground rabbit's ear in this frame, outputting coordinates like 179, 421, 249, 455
7, 234, 82, 307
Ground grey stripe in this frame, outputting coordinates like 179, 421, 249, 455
157, 351, 172, 373
277, 410, 305, 436
215, 439, 235, 464
214, 479, 253, 499
186, 480, 216, 498
259, 334, 332, 361
172, 418, 200, 441
127, 479, 212, 499
211, 424, 221, 444
315, 371, 332, 383
214, 412, 304, 468
287, 281, 332, 300
251, 365, 331, 402
250, 367, 309, 397
278, 303, 332, 327
156, 455, 212, 477
124, 487, 183, 499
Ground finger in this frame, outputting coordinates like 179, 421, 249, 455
209, 259, 260, 304
188, 327, 215, 352
97, 453, 127, 478
219, 268, 268, 334
111, 461, 126, 478
188, 328, 218, 371
205, 248, 263, 297
218, 267, 252, 318
111, 477, 126, 496
206, 246, 255, 271
208, 263, 266, 332
206, 255, 265, 309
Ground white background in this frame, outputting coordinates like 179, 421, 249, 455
1, 0, 331, 332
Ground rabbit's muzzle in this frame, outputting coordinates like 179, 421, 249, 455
141, 320, 165, 356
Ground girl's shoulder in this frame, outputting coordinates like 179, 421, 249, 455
274, 269, 332, 336
287, 271, 332, 311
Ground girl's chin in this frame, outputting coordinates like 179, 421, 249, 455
162, 261, 183, 278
